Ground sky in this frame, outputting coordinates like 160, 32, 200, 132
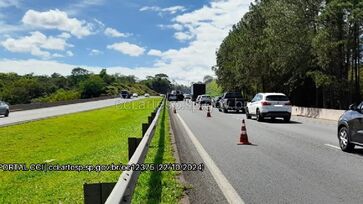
0, 0, 253, 85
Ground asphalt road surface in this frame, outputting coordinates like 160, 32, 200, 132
170, 101, 363, 204
0, 97, 143, 127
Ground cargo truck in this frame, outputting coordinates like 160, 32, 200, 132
191, 83, 206, 101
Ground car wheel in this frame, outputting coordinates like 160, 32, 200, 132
223, 107, 228, 113
283, 116, 290, 122
246, 108, 251, 119
4, 110, 9, 117
256, 109, 263, 122
218, 108, 222, 112
339, 126, 355, 152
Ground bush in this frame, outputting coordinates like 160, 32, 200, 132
79, 75, 105, 98
32, 89, 80, 103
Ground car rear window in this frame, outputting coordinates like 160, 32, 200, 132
202, 96, 210, 99
225, 92, 242, 98
266, 95, 289, 101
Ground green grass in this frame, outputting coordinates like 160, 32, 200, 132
0, 97, 161, 203
132, 102, 184, 204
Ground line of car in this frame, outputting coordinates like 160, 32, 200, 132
200, 91, 363, 153
210, 92, 292, 122
120, 90, 149, 99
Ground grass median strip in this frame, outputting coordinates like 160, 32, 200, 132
0, 97, 161, 203
132, 102, 184, 204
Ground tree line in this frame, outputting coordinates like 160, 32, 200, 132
214, 0, 363, 109
0, 68, 173, 105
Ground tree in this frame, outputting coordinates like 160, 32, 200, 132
79, 75, 105, 98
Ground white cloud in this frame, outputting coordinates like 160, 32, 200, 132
0, 0, 21, 8
58, 32, 71, 39
52, 53, 64, 58
89, 49, 102, 56
104, 27, 129, 38
174, 32, 194, 41
107, 42, 145, 57
22, 9, 92, 38
66, 0, 105, 15
147, 49, 162, 57
1, 31, 72, 58
158, 23, 184, 31
145, 0, 253, 84
66, 51, 74, 57
140, 5, 185, 15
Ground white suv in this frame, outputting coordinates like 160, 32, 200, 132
246, 93, 292, 122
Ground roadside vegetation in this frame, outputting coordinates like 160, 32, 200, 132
0, 68, 177, 105
132, 102, 184, 203
0, 98, 161, 203
206, 79, 223, 97
214, 0, 363, 109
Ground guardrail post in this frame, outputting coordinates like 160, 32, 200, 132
84, 182, 116, 204
142, 123, 148, 137
128, 137, 142, 160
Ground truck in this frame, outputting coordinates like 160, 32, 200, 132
218, 92, 245, 113
191, 83, 206, 101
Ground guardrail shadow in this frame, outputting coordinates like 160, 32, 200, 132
146, 103, 166, 203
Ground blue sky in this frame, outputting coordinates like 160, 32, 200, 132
0, 0, 252, 84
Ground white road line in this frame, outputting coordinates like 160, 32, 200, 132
176, 114, 245, 204
324, 144, 340, 150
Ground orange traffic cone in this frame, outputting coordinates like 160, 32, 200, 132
173, 106, 177, 114
238, 119, 251, 145
207, 106, 211, 117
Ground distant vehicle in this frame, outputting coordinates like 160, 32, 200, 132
196, 95, 202, 104
168, 90, 184, 101
246, 93, 291, 122
0, 101, 9, 117
120, 90, 130, 99
198, 95, 212, 105
219, 92, 244, 113
184, 94, 191, 100
191, 84, 206, 101
132, 93, 138, 98
144, 93, 150, 97
337, 102, 363, 152
212, 96, 222, 108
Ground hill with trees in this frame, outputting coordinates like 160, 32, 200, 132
214, 0, 363, 109
0, 68, 173, 105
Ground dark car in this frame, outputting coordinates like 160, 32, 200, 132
338, 102, 363, 152
168, 90, 184, 101
212, 96, 222, 108
120, 90, 131, 99
0, 101, 9, 117
219, 92, 244, 113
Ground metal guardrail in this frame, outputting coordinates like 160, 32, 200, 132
104, 99, 164, 204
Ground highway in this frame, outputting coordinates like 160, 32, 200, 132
170, 101, 363, 204
0, 97, 142, 127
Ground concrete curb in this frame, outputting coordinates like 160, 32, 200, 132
168, 107, 190, 204
292, 106, 345, 121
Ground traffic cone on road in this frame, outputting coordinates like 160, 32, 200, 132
237, 119, 251, 145
207, 106, 211, 117
173, 106, 177, 114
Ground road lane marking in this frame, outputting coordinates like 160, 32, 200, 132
324, 144, 340, 150
176, 114, 245, 204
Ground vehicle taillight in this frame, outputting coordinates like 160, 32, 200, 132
261, 101, 271, 106
285, 101, 291, 105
